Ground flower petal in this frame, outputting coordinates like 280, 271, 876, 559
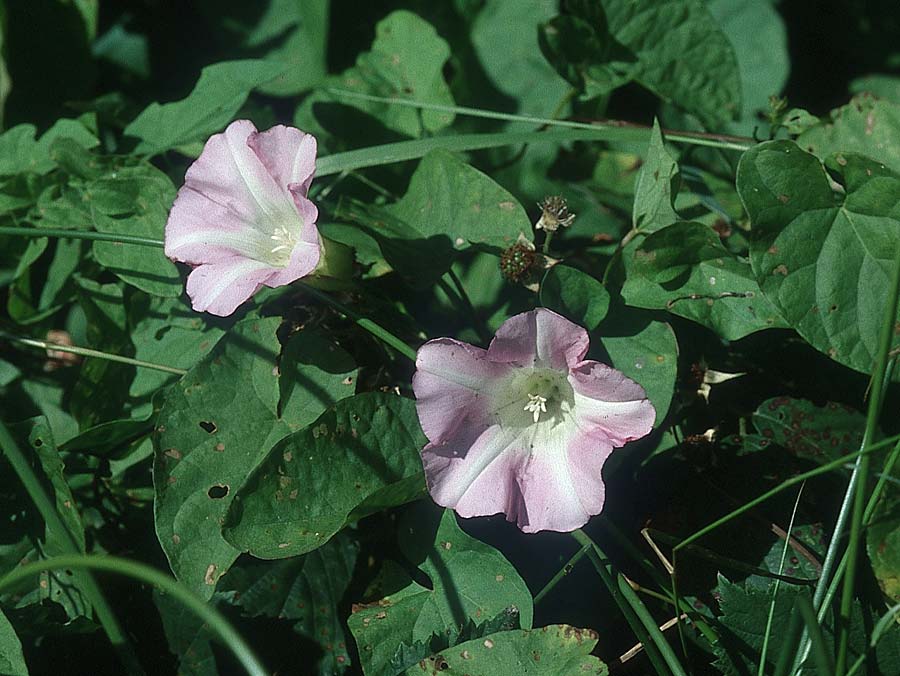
423, 421, 608, 533
568, 361, 656, 446
182, 120, 298, 226
165, 185, 271, 264
413, 338, 512, 445
184, 257, 274, 317
248, 125, 317, 195
488, 308, 589, 370
509, 423, 601, 533
422, 424, 527, 519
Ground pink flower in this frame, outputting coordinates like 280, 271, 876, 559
165, 120, 321, 316
413, 308, 655, 533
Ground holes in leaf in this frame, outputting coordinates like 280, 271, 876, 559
208, 484, 229, 499
33, 437, 43, 447
199, 421, 217, 434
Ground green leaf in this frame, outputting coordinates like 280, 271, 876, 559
758, 523, 825, 587
402, 625, 607, 676
70, 278, 134, 429
737, 141, 900, 375
390, 607, 523, 674
0, 3, 10, 131
540, 265, 610, 331
154, 319, 357, 597
868, 446, 900, 606
246, 0, 329, 96
6, 238, 79, 325
218, 532, 359, 675
713, 575, 900, 675
123, 59, 287, 154
0, 608, 28, 676
16, 380, 79, 446
797, 95, 900, 173
92, 20, 151, 79
348, 507, 534, 676
0, 117, 98, 177
339, 150, 531, 286
851, 75, 900, 104
470, 0, 571, 119
540, 0, 741, 125
598, 307, 677, 425
388, 150, 530, 247
89, 164, 182, 297
751, 397, 865, 464
153, 588, 218, 676
709, 0, 789, 133
222, 392, 426, 559
712, 574, 807, 675
59, 417, 152, 458
129, 298, 225, 401
632, 119, 680, 234
312, 11, 454, 138
621, 221, 787, 340
3, 418, 91, 621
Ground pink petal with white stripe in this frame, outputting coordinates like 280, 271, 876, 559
414, 308, 656, 533
164, 119, 321, 316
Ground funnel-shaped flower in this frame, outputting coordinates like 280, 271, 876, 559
413, 308, 655, 533
165, 120, 321, 316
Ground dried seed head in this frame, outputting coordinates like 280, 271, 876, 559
536, 195, 576, 232
500, 242, 538, 283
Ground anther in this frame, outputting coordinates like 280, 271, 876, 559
524, 394, 548, 423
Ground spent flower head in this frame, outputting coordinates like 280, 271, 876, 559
413, 308, 655, 533
536, 195, 576, 232
165, 120, 321, 316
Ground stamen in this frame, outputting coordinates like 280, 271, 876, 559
268, 226, 297, 263
524, 394, 548, 423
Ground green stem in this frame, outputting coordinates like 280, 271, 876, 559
599, 519, 719, 645
793, 361, 900, 673
792, 437, 900, 675
758, 483, 805, 676
0, 421, 145, 675
0, 225, 421, 366
318, 129, 646, 178
533, 543, 590, 605
845, 602, 900, 676
0, 554, 268, 676
323, 89, 754, 152
835, 246, 900, 676
541, 231, 554, 255
675, 432, 900, 553
1, 332, 187, 375
0, 226, 166, 247
573, 530, 687, 676
295, 282, 418, 362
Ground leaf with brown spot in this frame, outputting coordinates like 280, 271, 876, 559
738, 141, 900, 376
154, 319, 357, 599
349, 506, 534, 676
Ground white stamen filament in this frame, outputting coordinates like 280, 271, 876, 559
268, 226, 297, 263
524, 394, 548, 423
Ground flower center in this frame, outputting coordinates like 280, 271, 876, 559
494, 367, 574, 430
524, 394, 548, 422
268, 225, 297, 266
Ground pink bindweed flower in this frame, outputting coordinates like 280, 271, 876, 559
413, 308, 656, 533
165, 120, 321, 316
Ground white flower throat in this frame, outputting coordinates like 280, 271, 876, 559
495, 367, 575, 429
268, 225, 297, 266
